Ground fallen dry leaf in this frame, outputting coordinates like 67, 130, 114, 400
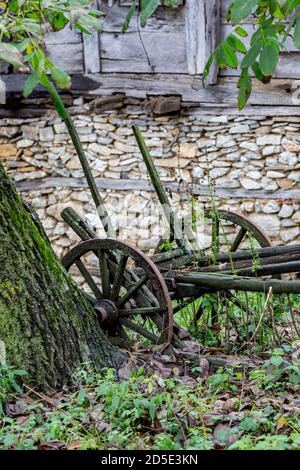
39, 440, 65, 450
67, 440, 81, 450
213, 423, 242, 448
180, 375, 198, 389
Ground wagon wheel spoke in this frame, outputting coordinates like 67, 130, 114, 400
117, 274, 148, 307
75, 259, 102, 300
118, 307, 164, 317
115, 322, 131, 341
230, 227, 247, 252
120, 318, 159, 343
110, 255, 128, 301
98, 249, 110, 298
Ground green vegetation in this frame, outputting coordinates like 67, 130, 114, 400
0, 350, 299, 450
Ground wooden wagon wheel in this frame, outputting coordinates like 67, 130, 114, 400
202, 209, 272, 253
190, 209, 273, 326
62, 238, 173, 347
155, 209, 273, 338
155, 209, 271, 254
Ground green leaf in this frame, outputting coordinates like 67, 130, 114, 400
231, 0, 258, 24
294, 15, 300, 48
251, 61, 264, 80
238, 69, 252, 109
0, 42, 24, 69
140, 0, 161, 27
202, 52, 214, 87
235, 26, 248, 37
259, 45, 279, 75
77, 13, 103, 33
270, 356, 283, 367
23, 70, 40, 97
122, 1, 137, 33
215, 44, 227, 69
11, 40, 29, 52
223, 42, 238, 68
51, 66, 71, 89
48, 12, 69, 32
241, 43, 262, 69
227, 34, 247, 53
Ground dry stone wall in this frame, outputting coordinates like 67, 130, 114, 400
1, 99, 300, 258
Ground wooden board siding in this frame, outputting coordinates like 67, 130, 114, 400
100, 1, 188, 74
100, 31, 188, 73
45, 43, 84, 74
2, 0, 300, 109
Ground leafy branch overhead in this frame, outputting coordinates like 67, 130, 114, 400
203, 0, 300, 109
0, 0, 103, 94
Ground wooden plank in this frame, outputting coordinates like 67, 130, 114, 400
86, 73, 300, 106
184, 105, 300, 116
45, 43, 84, 74
0, 74, 99, 94
100, 31, 188, 73
83, 1, 101, 73
15, 177, 300, 201
204, 0, 220, 85
45, 24, 81, 44
2, 72, 300, 108
185, 0, 205, 75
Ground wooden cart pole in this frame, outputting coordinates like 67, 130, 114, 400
45, 79, 116, 238
132, 125, 189, 251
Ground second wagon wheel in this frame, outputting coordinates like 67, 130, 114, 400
156, 209, 272, 254
201, 209, 272, 254
155, 208, 273, 336
62, 238, 173, 348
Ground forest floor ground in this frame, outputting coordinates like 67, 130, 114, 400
0, 342, 299, 450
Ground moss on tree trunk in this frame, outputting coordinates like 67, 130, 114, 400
0, 162, 125, 391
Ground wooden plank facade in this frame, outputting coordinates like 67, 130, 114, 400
2, 0, 300, 111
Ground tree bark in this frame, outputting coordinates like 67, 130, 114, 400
0, 162, 125, 392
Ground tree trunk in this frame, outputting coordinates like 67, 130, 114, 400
0, 162, 125, 392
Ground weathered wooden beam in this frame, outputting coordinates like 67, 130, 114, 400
199, 248, 300, 274
157, 244, 300, 271
2, 73, 300, 108
83, 1, 101, 74
186, 0, 204, 75
83, 74, 299, 106
223, 259, 300, 277
61, 207, 96, 241
174, 272, 300, 295
204, 0, 220, 84
15, 176, 300, 201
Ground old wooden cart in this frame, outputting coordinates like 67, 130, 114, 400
61, 126, 300, 347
